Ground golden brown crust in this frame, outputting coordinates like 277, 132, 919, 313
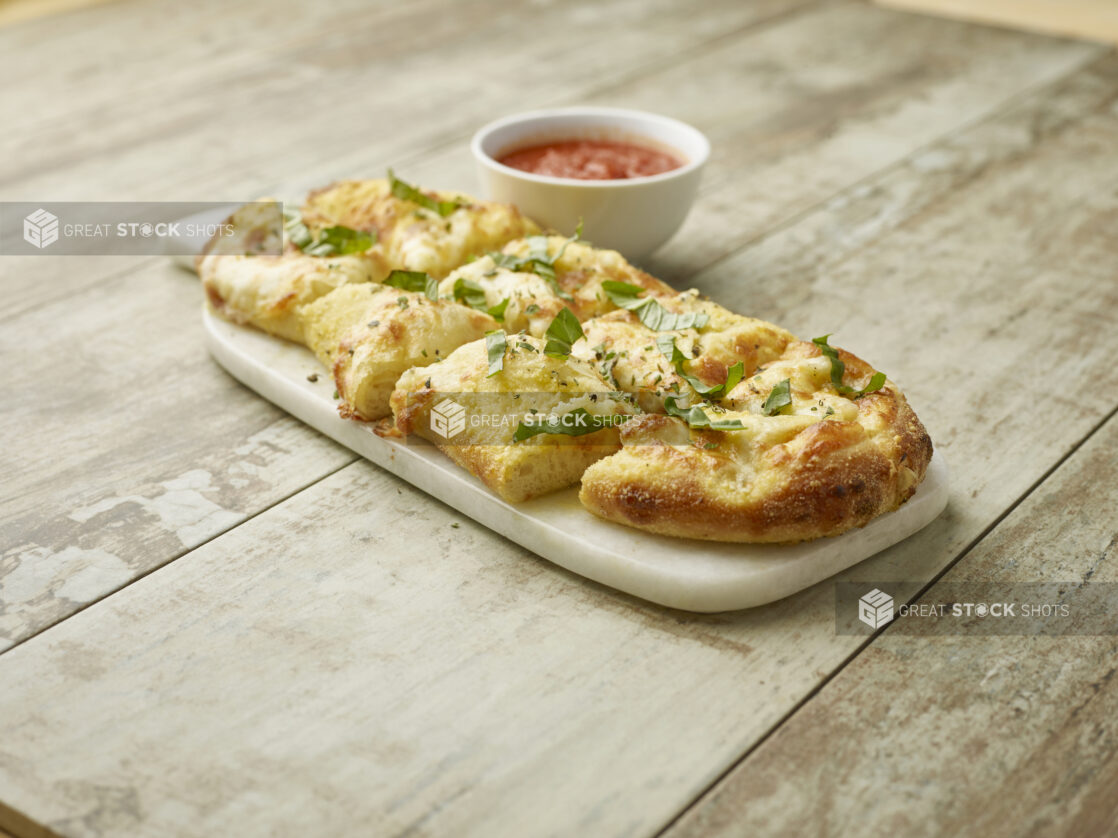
389, 335, 635, 503
578, 337, 933, 543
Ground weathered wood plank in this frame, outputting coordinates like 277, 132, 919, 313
0, 261, 355, 652
0, 0, 811, 319
0, 0, 813, 649
1, 1, 1102, 321
0, 48, 1116, 837
664, 411, 1118, 838
1, 1, 1100, 651
877, 0, 1118, 45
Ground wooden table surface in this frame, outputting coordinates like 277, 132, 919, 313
2, 1, 1117, 836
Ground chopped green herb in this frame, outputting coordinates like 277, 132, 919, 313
513, 408, 627, 442
543, 307, 585, 359
396, 296, 409, 309
452, 278, 488, 311
384, 269, 438, 301
388, 169, 462, 217
487, 222, 582, 299
488, 297, 510, 322
602, 280, 710, 331
525, 303, 540, 315
486, 330, 507, 377
812, 334, 887, 398
656, 335, 742, 398
282, 206, 312, 248
283, 207, 374, 256
664, 396, 744, 430
304, 224, 375, 256
861, 371, 887, 396
762, 378, 793, 416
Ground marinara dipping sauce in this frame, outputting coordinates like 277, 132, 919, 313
498, 139, 684, 180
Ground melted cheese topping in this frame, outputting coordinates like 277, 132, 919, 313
437, 236, 676, 337
391, 334, 636, 502
571, 290, 796, 413
301, 179, 540, 279
301, 283, 498, 420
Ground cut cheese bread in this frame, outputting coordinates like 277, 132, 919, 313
200, 177, 537, 344
578, 336, 933, 543
572, 289, 795, 413
301, 177, 539, 279
301, 283, 498, 421
437, 235, 675, 337
391, 333, 636, 503
201, 249, 385, 344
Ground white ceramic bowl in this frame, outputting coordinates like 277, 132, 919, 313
471, 107, 709, 261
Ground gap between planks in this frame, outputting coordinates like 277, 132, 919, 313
653, 396, 1118, 838
0, 7, 1106, 660
0, 0, 822, 325
0, 458, 357, 661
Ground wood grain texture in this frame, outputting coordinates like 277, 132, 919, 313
877, 0, 1118, 45
665, 412, 1118, 838
0, 0, 812, 649
0, 0, 1102, 652
1, 46, 1117, 836
0, 0, 810, 320
2, 1, 1103, 320
0, 263, 355, 652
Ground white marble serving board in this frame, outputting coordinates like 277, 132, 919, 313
204, 309, 949, 612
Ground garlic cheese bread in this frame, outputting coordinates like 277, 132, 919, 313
438, 234, 675, 337
200, 174, 538, 344
572, 289, 794, 413
301, 283, 498, 421
579, 336, 932, 543
203, 175, 934, 545
201, 249, 385, 344
301, 175, 539, 279
391, 331, 636, 503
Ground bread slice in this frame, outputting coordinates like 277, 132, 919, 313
436, 236, 676, 337
301, 283, 498, 421
201, 177, 538, 344
579, 337, 933, 543
391, 333, 636, 503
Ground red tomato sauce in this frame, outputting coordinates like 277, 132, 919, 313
498, 139, 684, 180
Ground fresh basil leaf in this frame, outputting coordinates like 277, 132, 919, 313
861, 371, 887, 396
388, 168, 463, 217
485, 330, 506, 377
656, 336, 741, 399
314, 225, 375, 256
812, 334, 887, 398
724, 361, 745, 395
664, 396, 744, 430
543, 308, 584, 359
513, 407, 624, 442
484, 223, 583, 300
384, 269, 438, 301
762, 378, 793, 416
488, 297, 510, 322
603, 280, 709, 331
282, 206, 313, 248
453, 277, 488, 311
285, 206, 374, 256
